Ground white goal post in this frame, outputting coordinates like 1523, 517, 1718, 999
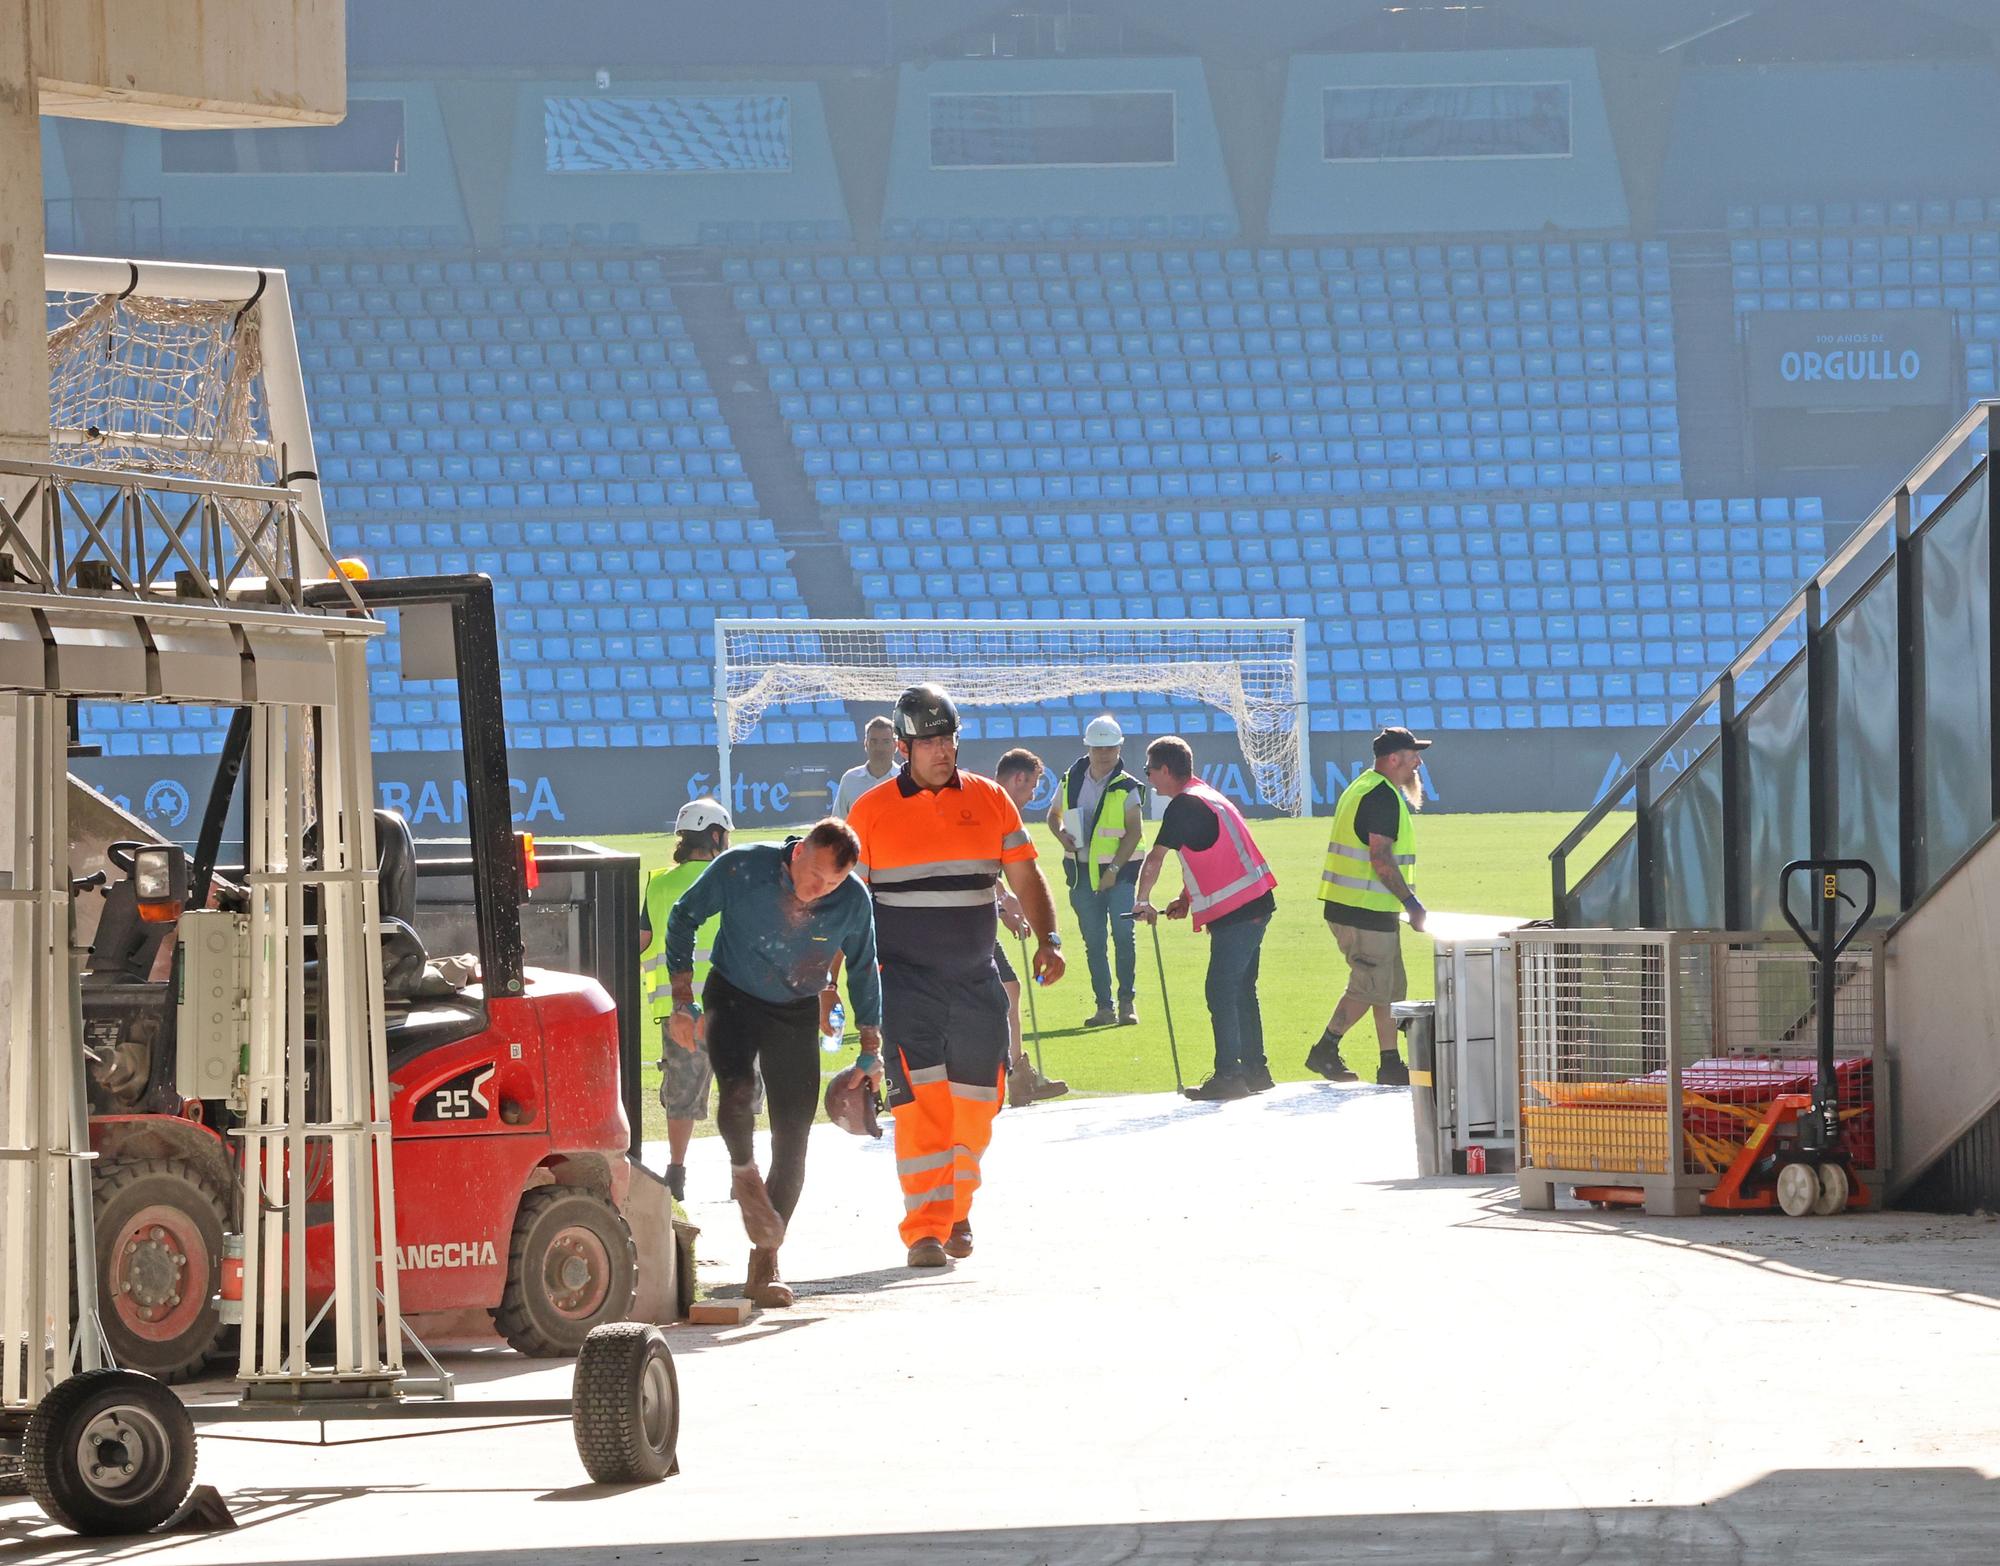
715, 617, 1313, 816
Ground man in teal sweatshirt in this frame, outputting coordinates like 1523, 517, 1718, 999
664, 818, 881, 1308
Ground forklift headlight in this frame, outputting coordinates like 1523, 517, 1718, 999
133, 844, 189, 923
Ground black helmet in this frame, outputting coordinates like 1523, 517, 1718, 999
894, 683, 960, 741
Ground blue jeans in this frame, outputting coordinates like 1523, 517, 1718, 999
1068, 870, 1137, 1011
1204, 909, 1271, 1077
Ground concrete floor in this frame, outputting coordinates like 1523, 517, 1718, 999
6, 1083, 2000, 1563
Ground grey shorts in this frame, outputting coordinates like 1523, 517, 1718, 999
658, 1016, 765, 1121
659, 1018, 713, 1120
1329, 919, 1408, 1007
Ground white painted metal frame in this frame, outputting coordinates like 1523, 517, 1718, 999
0, 456, 395, 1414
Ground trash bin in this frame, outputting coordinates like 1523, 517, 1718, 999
1407, 927, 1520, 1175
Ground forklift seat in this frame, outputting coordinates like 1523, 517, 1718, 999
374, 810, 429, 1003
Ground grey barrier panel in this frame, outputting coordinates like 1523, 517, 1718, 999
1743, 654, 1812, 932
1654, 742, 1724, 930
1918, 473, 1993, 883
1830, 563, 1904, 916
1568, 825, 1640, 928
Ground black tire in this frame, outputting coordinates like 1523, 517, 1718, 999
572, 1322, 678, 1485
0, 1457, 26, 1498
92, 1158, 230, 1385
22, 1369, 196, 1536
491, 1187, 638, 1358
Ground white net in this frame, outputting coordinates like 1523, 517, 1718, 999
46, 289, 274, 485
718, 618, 1310, 812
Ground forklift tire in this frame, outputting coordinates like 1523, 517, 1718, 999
93, 1159, 230, 1384
0, 1458, 25, 1498
492, 1187, 639, 1358
572, 1322, 678, 1485
22, 1369, 196, 1536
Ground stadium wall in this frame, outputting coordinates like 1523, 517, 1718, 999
881, 57, 1237, 238
1658, 62, 2000, 226
76, 726, 1698, 838
501, 79, 849, 246
1267, 49, 1629, 236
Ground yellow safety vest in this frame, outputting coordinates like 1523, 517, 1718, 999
1318, 770, 1416, 914
1064, 760, 1141, 891
640, 860, 718, 1025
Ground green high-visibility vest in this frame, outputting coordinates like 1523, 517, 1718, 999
1064, 759, 1141, 891
639, 860, 719, 1026
1318, 770, 1416, 915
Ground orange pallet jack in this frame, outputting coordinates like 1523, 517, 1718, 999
1702, 857, 1877, 1217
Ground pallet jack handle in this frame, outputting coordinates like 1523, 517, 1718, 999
1778, 858, 1877, 1147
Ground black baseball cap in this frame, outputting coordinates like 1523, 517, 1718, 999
1372, 726, 1433, 757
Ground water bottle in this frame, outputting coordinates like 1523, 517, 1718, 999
820, 999, 845, 1053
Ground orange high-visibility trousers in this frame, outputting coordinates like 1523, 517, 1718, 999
881, 960, 1010, 1247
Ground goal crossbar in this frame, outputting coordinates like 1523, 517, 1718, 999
715, 616, 1312, 816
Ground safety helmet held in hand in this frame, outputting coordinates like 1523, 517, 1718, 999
674, 797, 734, 834
893, 683, 960, 741
1084, 713, 1124, 747
823, 1065, 884, 1139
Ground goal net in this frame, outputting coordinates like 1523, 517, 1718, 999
47, 284, 274, 486
716, 617, 1312, 814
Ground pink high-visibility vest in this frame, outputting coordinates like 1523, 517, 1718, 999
1172, 781, 1278, 930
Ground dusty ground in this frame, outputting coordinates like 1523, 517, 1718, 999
6, 1083, 2000, 1564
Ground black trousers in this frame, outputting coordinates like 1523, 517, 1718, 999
703, 972, 821, 1225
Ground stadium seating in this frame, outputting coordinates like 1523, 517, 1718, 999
733, 238, 1683, 506
1728, 198, 2000, 400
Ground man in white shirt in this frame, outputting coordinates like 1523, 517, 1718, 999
832, 715, 898, 816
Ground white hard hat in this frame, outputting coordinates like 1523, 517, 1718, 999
1084, 714, 1124, 747
675, 797, 734, 834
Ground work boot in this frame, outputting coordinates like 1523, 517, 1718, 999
1117, 1000, 1139, 1026
1306, 1040, 1359, 1083
1242, 1063, 1275, 1094
907, 1237, 949, 1269
1010, 1058, 1070, 1107
730, 1163, 787, 1249
1183, 1070, 1251, 1102
664, 1163, 686, 1203
745, 1247, 794, 1309
1032, 1069, 1069, 1102
945, 1221, 974, 1260
1082, 1005, 1117, 1027
1376, 1054, 1411, 1088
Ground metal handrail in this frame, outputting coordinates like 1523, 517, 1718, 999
1549, 399, 1997, 888
0, 457, 362, 614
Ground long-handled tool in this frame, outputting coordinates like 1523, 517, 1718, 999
1134, 914, 1185, 1094
1015, 931, 1047, 1077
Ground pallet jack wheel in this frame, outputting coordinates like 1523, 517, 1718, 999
1775, 1161, 1819, 1218
571, 1322, 679, 1485
21, 1369, 196, 1536
1813, 1162, 1851, 1217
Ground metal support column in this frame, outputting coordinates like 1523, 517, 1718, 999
1805, 585, 1835, 861
1719, 674, 1748, 930
1894, 485, 1924, 907
1635, 763, 1659, 929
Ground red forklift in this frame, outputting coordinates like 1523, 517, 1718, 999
73, 572, 664, 1381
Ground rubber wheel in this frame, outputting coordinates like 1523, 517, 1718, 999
1775, 1161, 1819, 1218
22, 1369, 195, 1536
572, 1322, 679, 1485
1814, 1161, 1851, 1217
0, 1457, 25, 1497
93, 1158, 230, 1384
491, 1187, 638, 1358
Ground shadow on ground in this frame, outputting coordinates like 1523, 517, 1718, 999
11, 1467, 1994, 1564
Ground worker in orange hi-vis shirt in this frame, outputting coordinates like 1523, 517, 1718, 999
844, 683, 1067, 1268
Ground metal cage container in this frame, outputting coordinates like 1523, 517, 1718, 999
1515, 929, 1888, 1215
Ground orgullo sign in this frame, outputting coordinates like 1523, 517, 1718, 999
1746, 309, 1955, 409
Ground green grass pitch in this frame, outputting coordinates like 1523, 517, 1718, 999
594, 810, 1631, 1143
